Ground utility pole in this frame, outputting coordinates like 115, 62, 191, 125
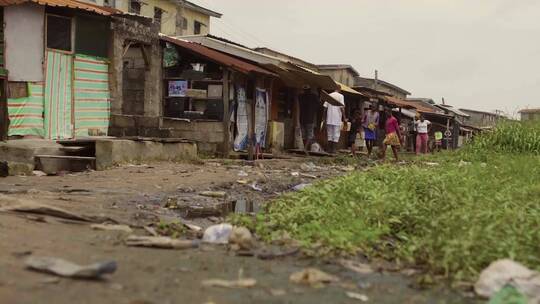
442, 97, 446, 105
374, 69, 378, 91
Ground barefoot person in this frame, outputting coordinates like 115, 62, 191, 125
323, 87, 346, 154
348, 109, 362, 156
381, 109, 402, 161
362, 104, 379, 157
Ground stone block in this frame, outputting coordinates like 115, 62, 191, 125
111, 115, 136, 129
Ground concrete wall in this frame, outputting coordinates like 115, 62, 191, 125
4, 3, 44, 82
319, 69, 355, 87
180, 8, 211, 36
521, 112, 540, 121
462, 111, 500, 128
162, 118, 224, 153
95, 139, 197, 170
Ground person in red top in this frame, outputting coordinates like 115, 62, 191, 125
381, 109, 403, 161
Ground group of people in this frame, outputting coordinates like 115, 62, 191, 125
298, 85, 441, 161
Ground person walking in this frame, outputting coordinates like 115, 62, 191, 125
362, 104, 379, 157
381, 109, 402, 161
323, 87, 346, 154
298, 85, 319, 153
415, 115, 431, 154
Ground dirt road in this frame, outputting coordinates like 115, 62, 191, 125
0, 159, 475, 303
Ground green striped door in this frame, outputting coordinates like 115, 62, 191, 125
44, 50, 73, 139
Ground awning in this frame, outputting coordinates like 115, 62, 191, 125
0, 0, 123, 16
320, 90, 344, 107
286, 63, 338, 91
161, 35, 277, 77
384, 96, 417, 110
337, 82, 365, 97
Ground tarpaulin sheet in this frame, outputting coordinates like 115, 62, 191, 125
7, 82, 45, 136
44, 50, 72, 139
73, 54, 110, 136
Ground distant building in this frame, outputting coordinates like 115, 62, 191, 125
77, 0, 221, 36
435, 104, 470, 123
317, 65, 359, 88
519, 108, 540, 121
405, 98, 444, 114
254, 47, 319, 71
355, 77, 411, 99
459, 108, 505, 128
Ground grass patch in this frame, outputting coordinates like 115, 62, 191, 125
233, 121, 540, 282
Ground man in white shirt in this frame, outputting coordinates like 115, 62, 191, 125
323, 87, 346, 154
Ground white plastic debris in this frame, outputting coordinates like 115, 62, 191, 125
475, 259, 540, 300
202, 223, 233, 244
292, 183, 311, 191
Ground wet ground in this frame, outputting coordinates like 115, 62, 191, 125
0, 158, 479, 303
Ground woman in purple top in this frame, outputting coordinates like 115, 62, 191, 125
381, 109, 403, 161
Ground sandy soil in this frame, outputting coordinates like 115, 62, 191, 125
0, 159, 475, 304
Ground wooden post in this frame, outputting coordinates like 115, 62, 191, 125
222, 69, 230, 158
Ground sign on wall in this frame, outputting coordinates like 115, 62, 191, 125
168, 80, 188, 97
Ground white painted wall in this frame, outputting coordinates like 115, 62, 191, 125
5, 3, 45, 82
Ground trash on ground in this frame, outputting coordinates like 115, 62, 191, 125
424, 162, 440, 166
249, 182, 262, 192
0, 201, 91, 222
292, 183, 311, 191
300, 173, 317, 179
184, 223, 202, 232
91, 224, 133, 233
202, 223, 233, 244
488, 285, 528, 304
32, 170, 47, 177
458, 160, 471, 167
200, 191, 226, 198
346, 291, 369, 302
201, 278, 256, 288
236, 179, 249, 185
339, 259, 374, 274
289, 268, 340, 287
339, 166, 355, 172
143, 226, 159, 236
291, 172, 300, 177
125, 235, 199, 249
475, 259, 540, 300
300, 162, 320, 172
229, 226, 254, 250
237, 170, 249, 177
25, 256, 117, 280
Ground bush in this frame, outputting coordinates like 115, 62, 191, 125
467, 120, 540, 155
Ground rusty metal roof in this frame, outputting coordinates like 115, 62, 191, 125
161, 35, 276, 77
0, 0, 123, 16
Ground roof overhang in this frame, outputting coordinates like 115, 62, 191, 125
182, 0, 222, 18
0, 0, 124, 16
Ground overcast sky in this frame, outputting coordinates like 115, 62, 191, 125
193, 0, 539, 115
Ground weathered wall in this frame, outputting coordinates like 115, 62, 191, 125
319, 69, 355, 87
4, 3, 44, 81
140, 0, 178, 35
181, 8, 211, 35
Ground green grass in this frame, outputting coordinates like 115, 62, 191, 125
231, 121, 540, 282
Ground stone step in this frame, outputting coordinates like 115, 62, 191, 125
35, 155, 96, 174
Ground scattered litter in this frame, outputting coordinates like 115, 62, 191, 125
25, 256, 117, 280
200, 191, 226, 198
339, 260, 374, 274
125, 236, 199, 250
237, 170, 249, 177
208, 216, 220, 223
458, 160, 471, 167
202, 269, 256, 288
202, 223, 233, 244
346, 291, 369, 302
249, 182, 262, 192
300, 173, 317, 179
0, 201, 91, 222
475, 259, 540, 300
292, 183, 311, 191
310, 143, 323, 153
300, 162, 320, 172
424, 162, 440, 166
229, 226, 254, 250
91, 224, 133, 233
143, 226, 159, 237
236, 179, 249, 185
289, 268, 340, 287
291, 172, 300, 177
32, 170, 47, 177
269, 288, 286, 296
339, 166, 355, 172
184, 223, 202, 232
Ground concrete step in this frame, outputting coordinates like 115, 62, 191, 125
35, 155, 96, 174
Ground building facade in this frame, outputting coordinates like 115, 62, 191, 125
519, 109, 540, 121
317, 65, 359, 87
459, 108, 505, 128
77, 0, 221, 36
355, 77, 411, 99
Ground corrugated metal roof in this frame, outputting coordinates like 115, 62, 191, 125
0, 0, 122, 15
161, 35, 276, 76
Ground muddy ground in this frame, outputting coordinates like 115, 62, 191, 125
0, 158, 477, 303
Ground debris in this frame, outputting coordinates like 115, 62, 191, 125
91, 224, 133, 233
237, 170, 249, 177
249, 182, 262, 192
208, 216, 220, 223
424, 162, 440, 166
202, 278, 256, 288
339, 166, 355, 172
202, 268, 256, 288
32, 170, 47, 177
200, 191, 227, 198
269, 288, 286, 296
292, 183, 311, 191
475, 259, 540, 300
25, 256, 117, 280
184, 223, 202, 232
291, 172, 300, 177
458, 160, 471, 167
125, 236, 199, 250
300, 173, 317, 179
229, 226, 254, 250
236, 179, 249, 185
0, 201, 91, 222
143, 226, 159, 237
289, 268, 340, 287
202, 223, 233, 244
346, 291, 369, 302
339, 260, 374, 274
300, 162, 320, 172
